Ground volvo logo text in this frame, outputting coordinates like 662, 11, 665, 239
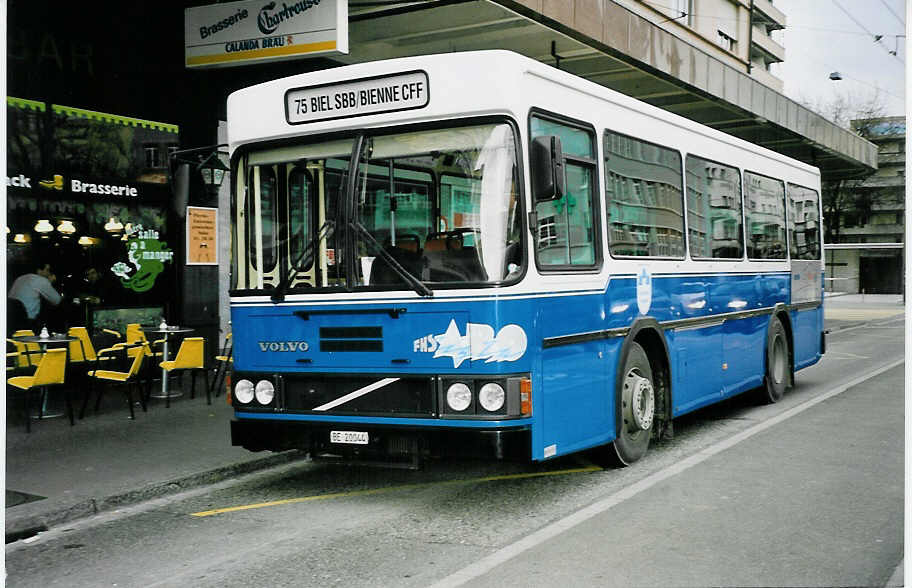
258, 341, 310, 352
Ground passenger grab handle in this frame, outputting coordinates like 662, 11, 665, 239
293, 308, 407, 320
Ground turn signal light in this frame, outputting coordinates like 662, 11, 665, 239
520, 378, 532, 416
225, 373, 232, 406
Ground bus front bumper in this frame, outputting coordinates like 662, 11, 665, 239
231, 418, 532, 462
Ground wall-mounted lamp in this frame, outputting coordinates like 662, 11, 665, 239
104, 217, 124, 233
57, 219, 76, 235
198, 151, 229, 191
34, 219, 54, 233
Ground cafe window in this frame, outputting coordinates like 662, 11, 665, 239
144, 146, 160, 168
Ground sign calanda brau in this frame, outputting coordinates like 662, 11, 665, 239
184, 0, 348, 69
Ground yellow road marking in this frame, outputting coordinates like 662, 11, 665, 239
190, 465, 603, 518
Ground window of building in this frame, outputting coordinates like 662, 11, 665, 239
530, 114, 599, 269
685, 155, 743, 259
717, 30, 736, 52
604, 130, 685, 258
671, 0, 693, 26
144, 146, 160, 168
745, 172, 787, 259
788, 184, 820, 259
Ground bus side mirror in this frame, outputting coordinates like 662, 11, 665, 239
531, 135, 565, 202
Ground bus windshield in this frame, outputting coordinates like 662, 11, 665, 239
232, 122, 523, 293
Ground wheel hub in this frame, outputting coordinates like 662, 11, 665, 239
623, 371, 655, 431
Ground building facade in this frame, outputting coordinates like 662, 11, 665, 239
617, 0, 786, 91
825, 116, 905, 294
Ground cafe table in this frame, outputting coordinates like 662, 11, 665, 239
140, 325, 194, 404
13, 332, 78, 418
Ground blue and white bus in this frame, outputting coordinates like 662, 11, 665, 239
226, 50, 824, 466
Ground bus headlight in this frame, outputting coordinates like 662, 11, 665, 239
478, 382, 505, 412
446, 382, 472, 412
234, 379, 255, 404
255, 380, 275, 405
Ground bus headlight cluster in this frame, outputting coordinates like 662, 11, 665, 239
441, 377, 529, 418
255, 380, 275, 405
234, 379, 255, 404
446, 382, 472, 412
234, 377, 277, 406
478, 383, 505, 412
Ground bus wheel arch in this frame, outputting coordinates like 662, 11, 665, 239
611, 321, 671, 466
759, 310, 793, 404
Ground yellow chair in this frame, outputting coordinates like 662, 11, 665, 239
67, 327, 118, 365
83, 342, 150, 420
7, 348, 69, 432
160, 337, 209, 406
9, 330, 43, 370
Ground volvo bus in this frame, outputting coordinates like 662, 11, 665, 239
226, 50, 824, 466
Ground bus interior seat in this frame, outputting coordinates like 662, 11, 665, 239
370, 234, 423, 285
424, 230, 487, 282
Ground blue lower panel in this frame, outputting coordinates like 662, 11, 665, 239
539, 338, 614, 460
792, 307, 823, 370
722, 314, 766, 395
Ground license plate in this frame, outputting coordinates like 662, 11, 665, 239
330, 430, 369, 445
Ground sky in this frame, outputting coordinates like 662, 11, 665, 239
778, 0, 906, 119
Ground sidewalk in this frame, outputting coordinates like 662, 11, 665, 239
4, 294, 904, 541
5, 382, 302, 540
823, 292, 905, 332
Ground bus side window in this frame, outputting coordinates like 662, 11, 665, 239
685, 155, 744, 260
604, 130, 685, 258
787, 184, 821, 260
744, 171, 787, 260
530, 114, 600, 269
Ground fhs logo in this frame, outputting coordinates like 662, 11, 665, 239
414, 319, 527, 368
257, 0, 321, 35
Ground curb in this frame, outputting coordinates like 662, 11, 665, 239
5, 450, 305, 541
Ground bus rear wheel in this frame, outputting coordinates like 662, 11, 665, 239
759, 317, 789, 404
612, 342, 654, 466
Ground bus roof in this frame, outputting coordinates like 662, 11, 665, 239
227, 50, 819, 178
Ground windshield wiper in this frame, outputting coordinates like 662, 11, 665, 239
350, 221, 433, 298
271, 220, 335, 302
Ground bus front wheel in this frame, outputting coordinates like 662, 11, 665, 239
612, 342, 655, 466
759, 317, 789, 404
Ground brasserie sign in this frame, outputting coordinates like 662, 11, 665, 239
184, 0, 348, 69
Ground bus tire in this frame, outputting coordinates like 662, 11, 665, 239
612, 342, 654, 466
759, 317, 789, 404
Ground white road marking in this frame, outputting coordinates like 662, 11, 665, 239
430, 358, 905, 588
824, 351, 871, 360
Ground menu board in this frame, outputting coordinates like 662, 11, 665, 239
186, 206, 218, 265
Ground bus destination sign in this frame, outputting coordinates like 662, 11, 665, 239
286, 71, 429, 124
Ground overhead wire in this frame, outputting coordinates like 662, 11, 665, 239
876, 0, 905, 28
830, 0, 904, 64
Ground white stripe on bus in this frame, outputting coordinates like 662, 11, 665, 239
312, 377, 401, 412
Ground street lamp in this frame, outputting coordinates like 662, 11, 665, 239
197, 151, 229, 192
